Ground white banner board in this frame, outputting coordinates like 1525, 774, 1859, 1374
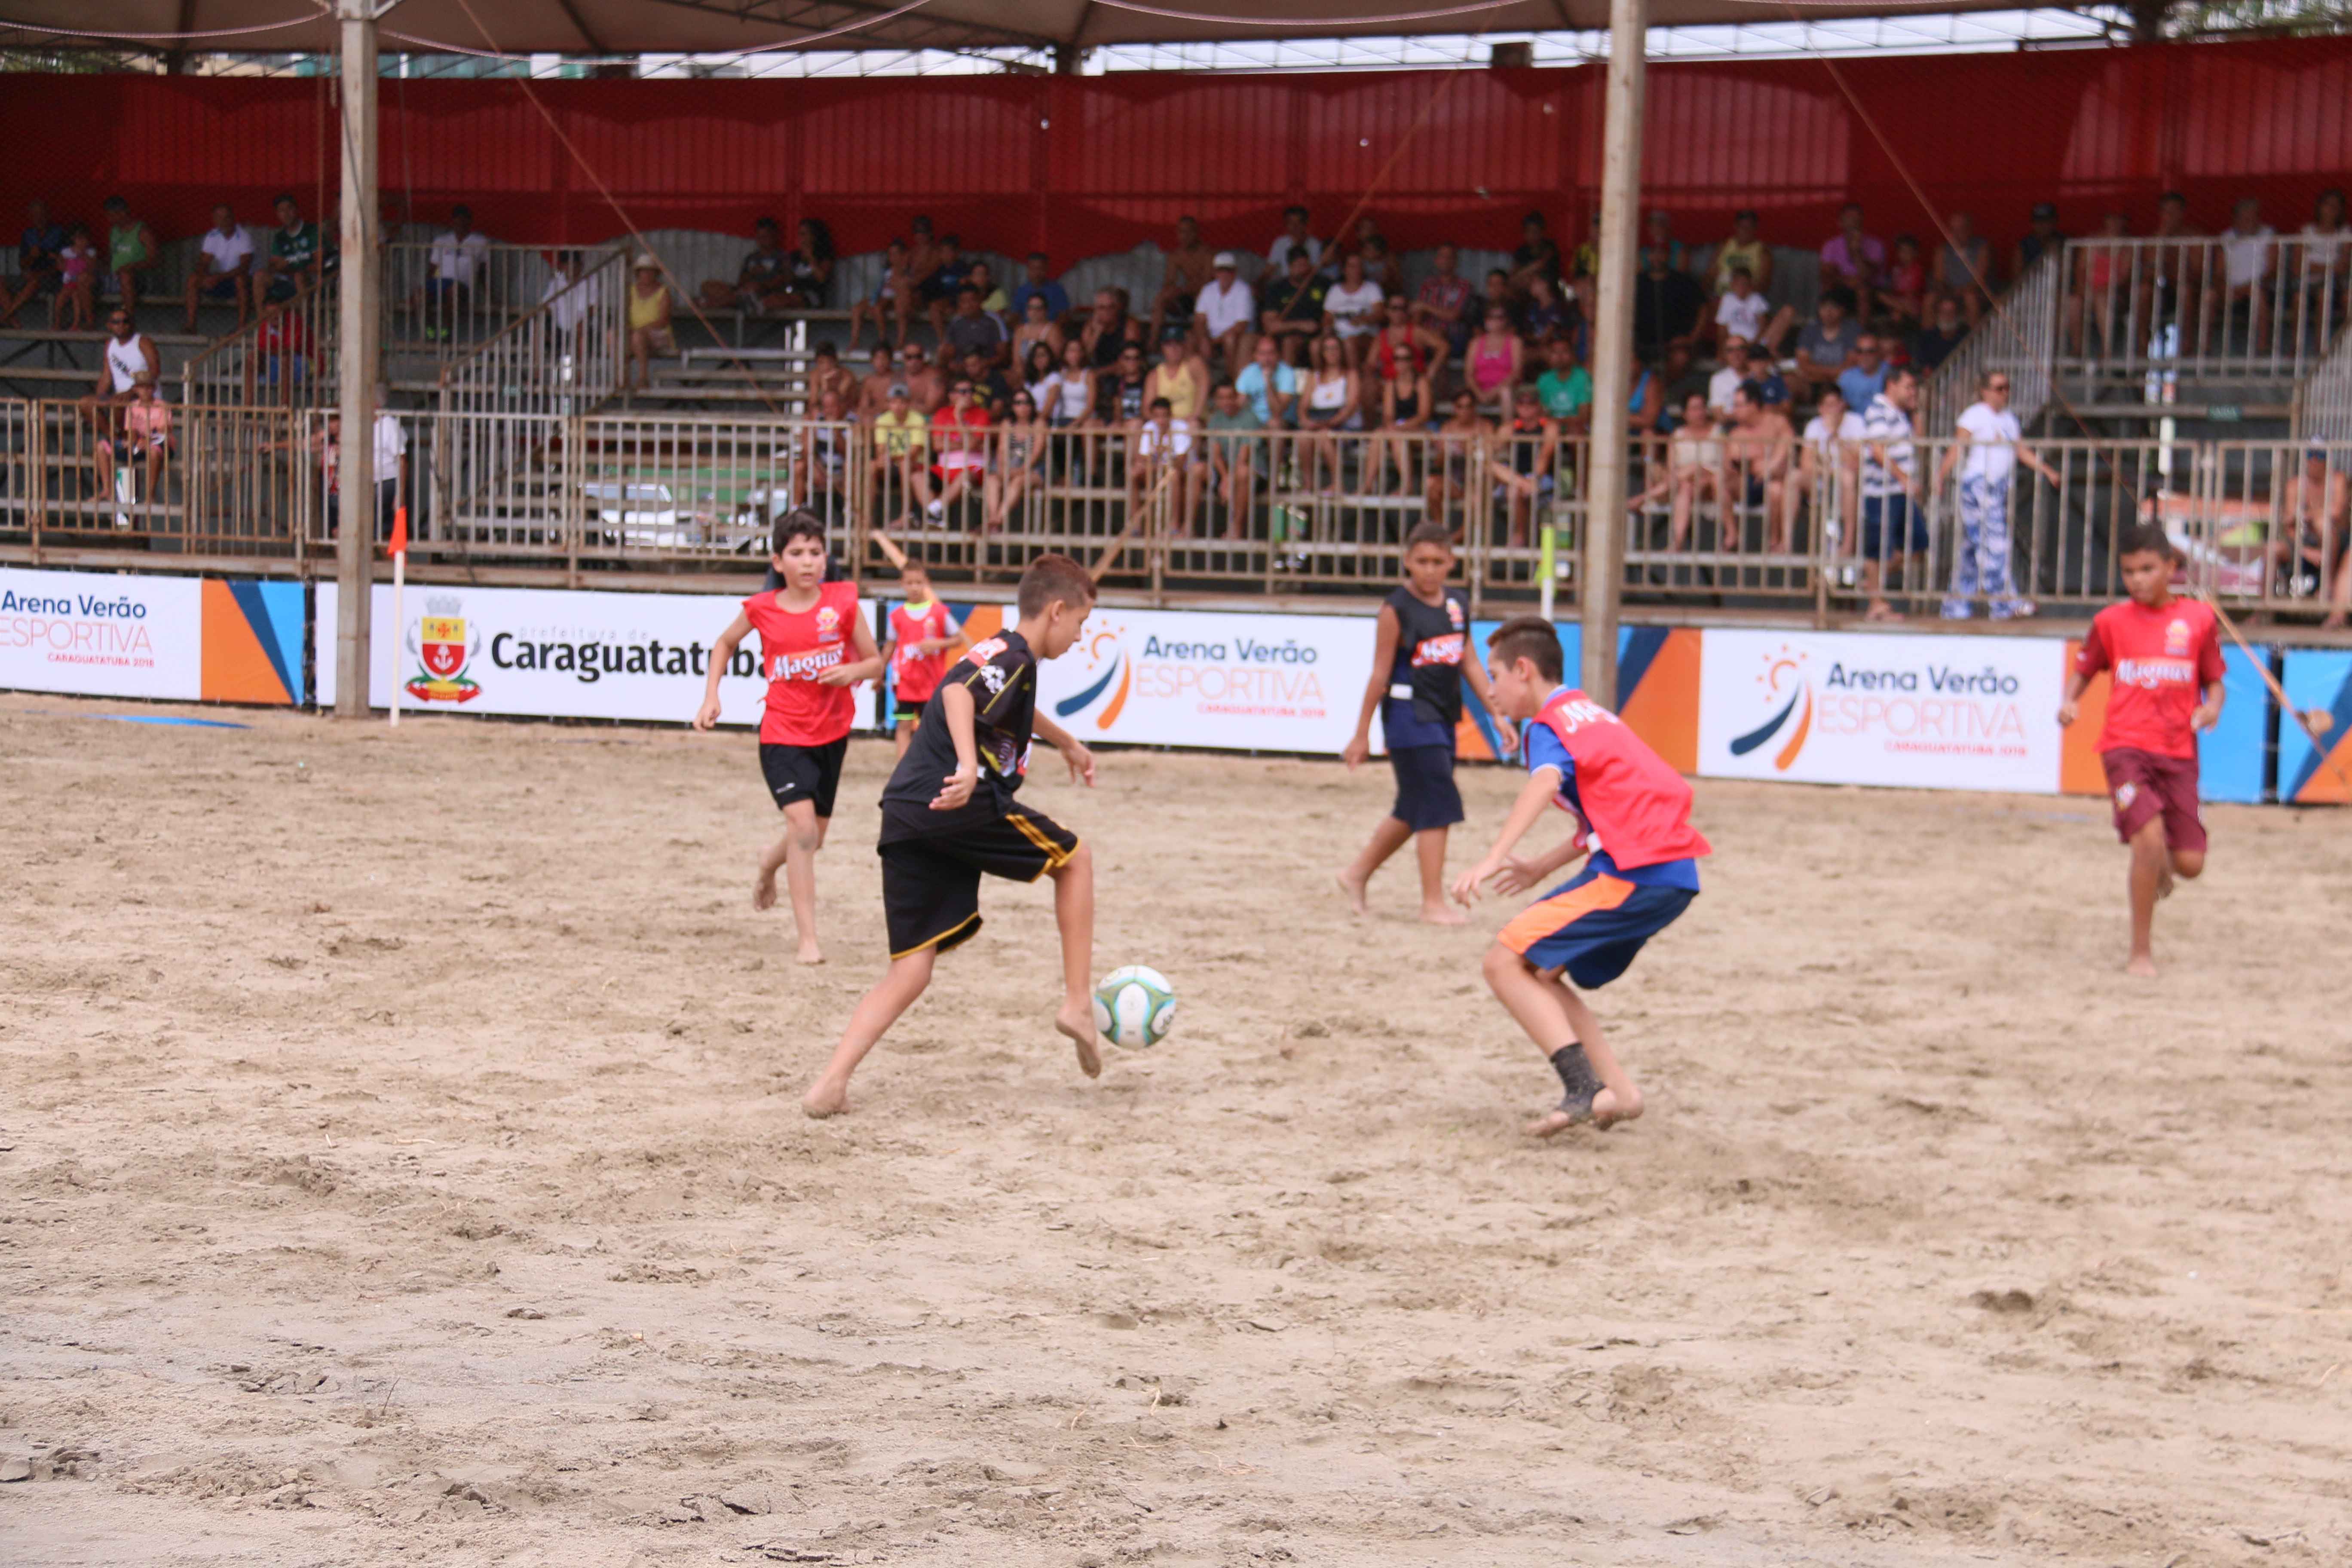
1697, 628, 2066, 794
318, 582, 878, 729
1032, 606, 1381, 755
0, 567, 203, 701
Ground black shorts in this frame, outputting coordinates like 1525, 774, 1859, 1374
880, 811, 1080, 959
892, 694, 928, 724
1388, 744, 1464, 832
760, 737, 848, 818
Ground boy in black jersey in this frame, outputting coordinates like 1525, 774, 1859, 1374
802, 554, 1102, 1118
1339, 522, 1515, 924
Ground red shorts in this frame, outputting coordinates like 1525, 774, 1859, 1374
2101, 746, 2206, 854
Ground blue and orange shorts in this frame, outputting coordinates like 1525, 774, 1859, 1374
1497, 861, 1694, 989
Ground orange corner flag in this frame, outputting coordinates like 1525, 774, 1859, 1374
389, 505, 409, 557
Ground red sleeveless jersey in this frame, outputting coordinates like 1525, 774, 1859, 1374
1530, 688, 1712, 870
743, 580, 860, 746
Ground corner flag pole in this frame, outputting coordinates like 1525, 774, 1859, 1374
388, 505, 407, 729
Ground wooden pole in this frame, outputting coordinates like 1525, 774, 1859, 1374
1582, 0, 1646, 705
334, 0, 379, 717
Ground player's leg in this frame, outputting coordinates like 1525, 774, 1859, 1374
1337, 815, 1412, 916
2125, 814, 2168, 978
759, 798, 826, 965
1414, 826, 1467, 926
1047, 840, 1101, 1078
1531, 972, 1642, 1132
805, 949, 935, 1118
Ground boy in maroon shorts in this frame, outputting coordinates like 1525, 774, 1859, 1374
695, 512, 884, 967
2059, 522, 2226, 978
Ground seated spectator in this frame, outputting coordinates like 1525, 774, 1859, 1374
1464, 305, 1525, 419
1911, 295, 1969, 375
2013, 202, 2065, 280
542, 248, 601, 339
1710, 265, 1793, 355
870, 381, 931, 528
1724, 381, 1795, 551
1570, 211, 1600, 289
1366, 306, 1436, 497
1820, 203, 1887, 319
1424, 388, 1491, 525
959, 346, 1012, 415
260, 193, 330, 303
1321, 252, 1384, 365
1260, 249, 1329, 366
1657, 339, 1709, 422
903, 214, 950, 303
1368, 297, 1442, 401
95, 368, 172, 507
1836, 333, 1889, 418
1133, 396, 1206, 534
1143, 329, 1210, 423
926, 377, 991, 522
943, 284, 1010, 370
897, 339, 945, 413
1357, 230, 1404, 299
1638, 209, 1686, 275
1412, 243, 1475, 357
1203, 381, 1267, 541
1510, 211, 1562, 296
1634, 392, 1725, 558
625, 255, 674, 392
1234, 334, 1300, 427
805, 339, 854, 405
1936, 211, 1994, 327
98, 196, 158, 315
1534, 337, 1592, 434
1151, 214, 1214, 344
1516, 272, 1571, 346
1794, 291, 1862, 394
1039, 338, 1095, 429
1266, 205, 1322, 274
54, 225, 97, 331
1883, 235, 1926, 329
1627, 352, 1667, 438
421, 204, 490, 338
1632, 247, 1704, 360
782, 218, 836, 308
1019, 338, 1061, 410
966, 260, 1009, 316
1008, 251, 1069, 325
983, 389, 1047, 534
698, 216, 790, 314
858, 344, 897, 418
1191, 251, 1255, 373
1012, 291, 1064, 366
1478, 267, 1516, 335
2300, 188, 2349, 303
1708, 208, 1774, 299
183, 204, 253, 334
920, 232, 976, 340
1093, 342, 1150, 429
1080, 286, 1145, 369
3, 200, 67, 328
846, 238, 913, 350
1708, 337, 1755, 416
2222, 195, 2277, 342
1296, 332, 1361, 493
1799, 383, 1864, 554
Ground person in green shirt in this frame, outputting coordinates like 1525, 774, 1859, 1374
99, 196, 156, 315
1202, 381, 1266, 540
1534, 338, 1592, 434
262, 193, 332, 303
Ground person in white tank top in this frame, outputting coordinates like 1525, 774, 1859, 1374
84, 307, 161, 490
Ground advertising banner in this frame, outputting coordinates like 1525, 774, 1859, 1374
2279, 648, 2352, 804
1031, 605, 1378, 755
0, 567, 203, 701
318, 582, 879, 729
2058, 640, 2272, 804
1698, 629, 2067, 794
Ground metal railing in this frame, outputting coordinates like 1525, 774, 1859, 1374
1922, 250, 2059, 437
2, 399, 306, 557
2059, 235, 2352, 384
384, 240, 591, 358
2295, 320, 2352, 443
180, 273, 338, 413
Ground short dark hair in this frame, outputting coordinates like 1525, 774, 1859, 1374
754, 215, 778, 230
1730, 265, 1753, 281
1017, 552, 1097, 616
1886, 365, 1920, 390
452, 203, 472, 220
771, 510, 828, 556
1149, 396, 1172, 410
274, 192, 297, 208
2160, 190, 2186, 205
2117, 521, 2176, 563
1405, 521, 1455, 553
1488, 615, 1564, 683
1523, 210, 1547, 227
1028, 250, 1048, 263
1284, 204, 1310, 222
813, 338, 838, 359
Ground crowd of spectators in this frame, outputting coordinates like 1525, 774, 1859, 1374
1, 192, 334, 336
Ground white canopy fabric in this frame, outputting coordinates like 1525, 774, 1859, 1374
0, 0, 2056, 59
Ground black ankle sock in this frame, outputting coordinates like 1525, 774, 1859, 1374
1550, 1044, 1601, 1108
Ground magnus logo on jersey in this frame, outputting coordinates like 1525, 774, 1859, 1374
405, 595, 483, 704
1411, 631, 1466, 669
768, 644, 845, 682
1729, 645, 1814, 772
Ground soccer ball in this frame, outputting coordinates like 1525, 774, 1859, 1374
1093, 965, 1176, 1050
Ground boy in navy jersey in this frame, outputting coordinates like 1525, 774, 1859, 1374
1339, 522, 1513, 923
1453, 617, 1711, 1135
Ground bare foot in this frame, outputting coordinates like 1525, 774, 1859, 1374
802, 1078, 850, 1118
2125, 954, 2159, 979
1591, 1084, 1644, 1129
752, 869, 778, 912
1525, 1106, 1582, 1139
1335, 867, 1369, 917
1055, 999, 1102, 1079
796, 943, 825, 966
1418, 902, 1469, 927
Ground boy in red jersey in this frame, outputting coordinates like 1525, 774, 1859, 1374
695, 512, 883, 966
802, 554, 1101, 1119
1452, 617, 1711, 1136
870, 536, 968, 760
2059, 522, 2226, 978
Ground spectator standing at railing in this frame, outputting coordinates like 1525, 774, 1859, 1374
1008, 252, 1069, 325
421, 205, 490, 341
625, 256, 674, 393
2013, 202, 2066, 282
1707, 209, 1775, 301
260, 194, 330, 305
2220, 196, 2277, 347
1859, 366, 1923, 622
2299, 189, 2349, 309
698, 216, 790, 315
1934, 211, 1995, 328
2, 200, 66, 327
182, 204, 253, 334
1412, 243, 1475, 359
1820, 204, 1887, 322
97, 197, 157, 318
1798, 383, 1863, 559
1793, 291, 1862, 398
1932, 368, 2059, 621
1149, 215, 1215, 347
1910, 295, 1969, 377
1265, 205, 1322, 276
1836, 333, 1889, 414
1192, 252, 1255, 375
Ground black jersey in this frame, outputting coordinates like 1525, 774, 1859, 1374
1385, 584, 1470, 731
880, 628, 1038, 842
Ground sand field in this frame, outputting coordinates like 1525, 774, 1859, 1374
2, 695, 2347, 1566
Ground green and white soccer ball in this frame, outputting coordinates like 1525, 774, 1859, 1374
1093, 965, 1176, 1050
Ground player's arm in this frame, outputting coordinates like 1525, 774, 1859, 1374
2015, 437, 2062, 486
924, 611, 971, 659
1458, 645, 1517, 758
1344, 605, 1401, 770
818, 609, 885, 687
1032, 710, 1097, 787
695, 611, 754, 729
1492, 830, 1589, 896
928, 681, 982, 811
870, 530, 910, 572
2190, 625, 2227, 731
1451, 767, 1569, 907
2058, 624, 2107, 727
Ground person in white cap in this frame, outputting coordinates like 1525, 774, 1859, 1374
626, 254, 674, 392
1191, 250, 1256, 376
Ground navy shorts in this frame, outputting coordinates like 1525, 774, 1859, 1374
1862, 493, 1927, 559
1498, 861, 1694, 990
1387, 744, 1463, 832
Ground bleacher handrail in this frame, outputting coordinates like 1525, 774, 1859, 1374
1921, 249, 2058, 440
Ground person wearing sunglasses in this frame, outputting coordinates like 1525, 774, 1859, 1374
1932, 370, 2061, 620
